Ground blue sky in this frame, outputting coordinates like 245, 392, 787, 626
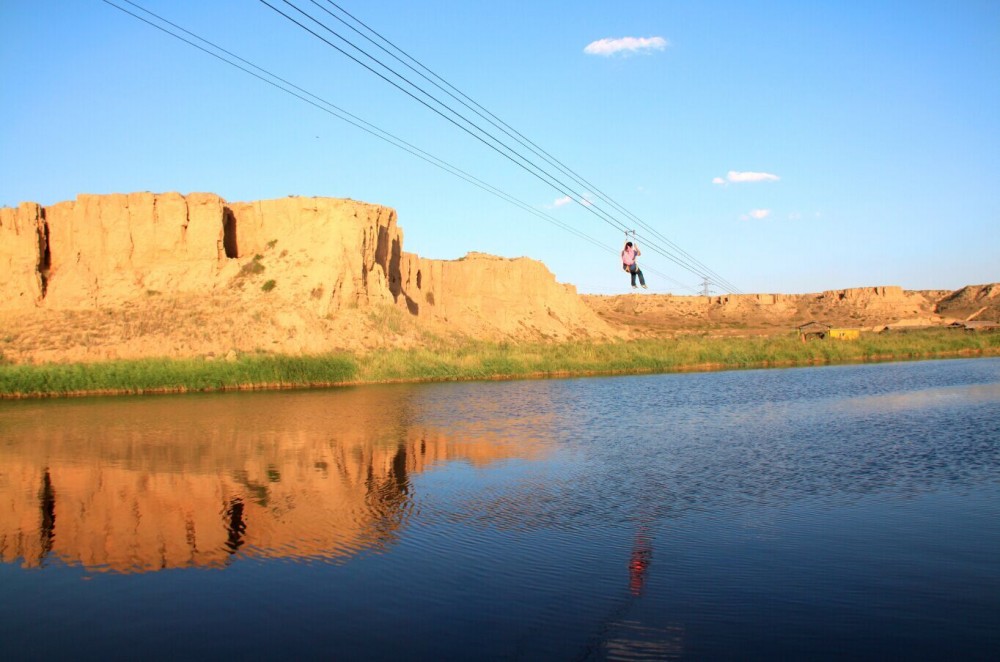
1, 0, 997, 294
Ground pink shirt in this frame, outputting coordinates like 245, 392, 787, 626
621, 246, 639, 266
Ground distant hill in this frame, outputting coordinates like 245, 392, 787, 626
583, 283, 999, 338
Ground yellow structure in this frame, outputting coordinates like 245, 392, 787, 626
829, 328, 860, 340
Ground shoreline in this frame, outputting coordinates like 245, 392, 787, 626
2, 334, 998, 400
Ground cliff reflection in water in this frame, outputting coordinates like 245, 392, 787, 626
0, 386, 544, 573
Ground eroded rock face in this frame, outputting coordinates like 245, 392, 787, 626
935, 284, 1000, 321
40, 192, 228, 307
400, 251, 610, 340
0, 192, 613, 361
225, 196, 401, 315
0, 202, 47, 308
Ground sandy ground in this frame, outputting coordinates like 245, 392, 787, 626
1, 284, 997, 365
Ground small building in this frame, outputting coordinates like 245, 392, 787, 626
949, 321, 1000, 332
828, 328, 860, 340
797, 321, 830, 341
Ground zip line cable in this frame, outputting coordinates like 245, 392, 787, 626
261, 0, 739, 292
99, 1, 602, 249
259, 0, 621, 229
102, 0, 700, 292
315, 0, 742, 294
270, 0, 727, 292
316, 0, 740, 294
259, 0, 704, 287
263, 0, 719, 295
100, 0, 696, 293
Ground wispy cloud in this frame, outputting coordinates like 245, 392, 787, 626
740, 209, 772, 221
584, 36, 668, 57
547, 194, 594, 209
713, 170, 780, 185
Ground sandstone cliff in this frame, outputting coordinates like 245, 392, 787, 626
2, 192, 995, 364
0, 192, 614, 363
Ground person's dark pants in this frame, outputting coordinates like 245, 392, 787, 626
628, 264, 645, 287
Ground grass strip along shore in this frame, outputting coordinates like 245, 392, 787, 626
1, 329, 998, 399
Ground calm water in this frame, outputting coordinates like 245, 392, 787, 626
1, 358, 998, 660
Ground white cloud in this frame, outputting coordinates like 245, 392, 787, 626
740, 209, 772, 221
728, 170, 780, 183
546, 194, 594, 209
714, 170, 780, 185
584, 36, 668, 57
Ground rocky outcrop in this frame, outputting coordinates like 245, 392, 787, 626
225, 195, 402, 314
0, 202, 47, 309
2, 192, 402, 312
400, 252, 603, 340
39, 193, 228, 308
810, 286, 938, 323
583, 282, 997, 338
0, 192, 613, 362
935, 284, 1000, 321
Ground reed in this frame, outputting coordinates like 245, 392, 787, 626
357, 329, 999, 382
0, 329, 996, 398
0, 354, 356, 397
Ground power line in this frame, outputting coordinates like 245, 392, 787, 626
259, 1, 622, 231
275, 0, 735, 292
315, 0, 742, 294
102, 1, 702, 294
260, 0, 738, 293
99, 1, 698, 292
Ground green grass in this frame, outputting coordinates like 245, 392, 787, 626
353, 330, 998, 383
1, 329, 997, 398
0, 354, 356, 397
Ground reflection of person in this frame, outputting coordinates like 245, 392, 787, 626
621, 241, 647, 289
629, 526, 652, 596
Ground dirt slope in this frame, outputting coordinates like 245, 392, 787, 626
583, 284, 998, 338
933, 283, 1000, 321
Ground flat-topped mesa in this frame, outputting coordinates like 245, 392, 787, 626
820, 285, 907, 302
814, 285, 932, 320
703, 293, 797, 307
0, 192, 613, 353
0, 192, 402, 312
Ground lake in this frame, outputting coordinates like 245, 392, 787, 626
1, 358, 998, 660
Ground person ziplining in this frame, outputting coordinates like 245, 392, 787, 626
621, 239, 647, 289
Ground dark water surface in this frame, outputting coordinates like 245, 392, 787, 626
1, 358, 998, 660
